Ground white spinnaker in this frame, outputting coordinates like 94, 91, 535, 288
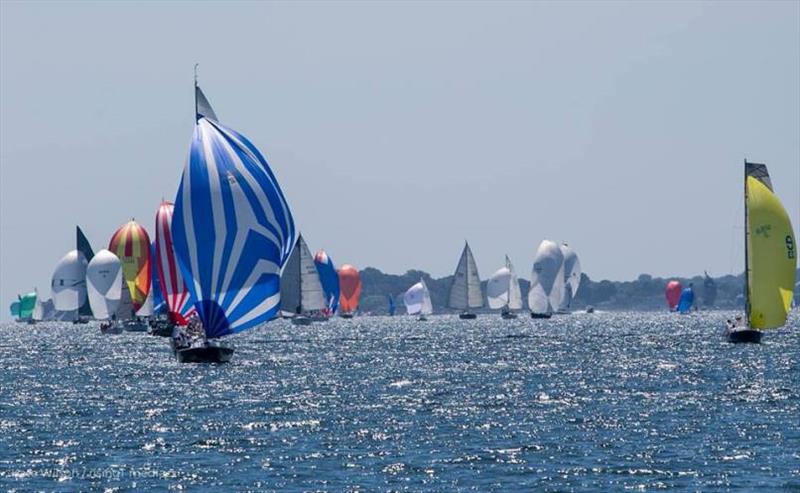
448, 243, 483, 310
507, 257, 523, 310
488, 256, 523, 310
528, 240, 565, 314
51, 250, 88, 311
558, 244, 582, 311
404, 280, 430, 315
86, 249, 123, 320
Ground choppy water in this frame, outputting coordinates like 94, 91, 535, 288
1, 311, 798, 492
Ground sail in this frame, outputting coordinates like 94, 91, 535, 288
528, 240, 565, 314
745, 162, 797, 329
173, 85, 295, 337
404, 279, 432, 315
154, 201, 194, 324
136, 287, 154, 317
338, 264, 362, 314
76, 226, 95, 317
280, 235, 325, 314
17, 292, 36, 319
109, 220, 151, 312
51, 250, 88, 311
115, 283, 134, 321
448, 242, 483, 310
9, 301, 20, 318
314, 250, 340, 313
86, 249, 123, 320
487, 256, 522, 310
32, 289, 44, 321
677, 286, 694, 314
150, 242, 166, 314
703, 271, 717, 307
558, 244, 582, 311
665, 280, 682, 310
387, 295, 396, 316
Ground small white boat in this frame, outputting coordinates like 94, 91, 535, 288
487, 255, 522, 319
447, 241, 483, 319
404, 278, 433, 320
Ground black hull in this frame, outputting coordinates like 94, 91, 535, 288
291, 316, 313, 326
340, 313, 354, 319
176, 346, 234, 363
727, 329, 762, 344
531, 312, 552, 319
459, 313, 477, 320
501, 312, 517, 319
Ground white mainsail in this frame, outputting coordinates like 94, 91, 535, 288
280, 235, 326, 314
32, 288, 44, 321
558, 243, 582, 312
87, 249, 123, 320
115, 283, 134, 321
448, 242, 483, 310
404, 279, 433, 315
528, 240, 565, 314
487, 255, 523, 310
51, 250, 88, 312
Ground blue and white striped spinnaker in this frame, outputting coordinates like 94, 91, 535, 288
172, 85, 295, 338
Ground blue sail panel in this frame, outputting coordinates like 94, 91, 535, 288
677, 287, 694, 314
150, 241, 166, 315
388, 295, 396, 316
172, 116, 294, 338
314, 251, 340, 313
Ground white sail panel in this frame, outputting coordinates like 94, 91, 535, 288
528, 240, 565, 314
448, 242, 483, 310
280, 235, 326, 313
87, 249, 123, 320
487, 267, 512, 309
32, 289, 44, 321
507, 256, 523, 310
51, 250, 88, 312
404, 280, 430, 315
558, 244, 582, 311
116, 284, 134, 321
421, 279, 433, 315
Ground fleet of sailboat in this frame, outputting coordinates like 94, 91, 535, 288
7, 73, 796, 358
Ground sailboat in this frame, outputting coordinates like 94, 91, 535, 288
31, 289, 44, 323
337, 264, 362, 318
404, 278, 433, 321
171, 77, 295, 362
86, 249, 124, 334
665, 280, 682, 311
703, 271, 717, 308
556, 243, 582, 314
314, 250, 340, 316
387, 294, 396, 316
76, 226, 95, 321
448, 241, 483, 319
10, 292, 36, 323
677, 284, 695, 314
109, 220, 151, 331
153, 201, 195, 336
727, 161, 796, 343
528, 240, 565, 319
280, 235, 327, 325
487, 255, 522, 319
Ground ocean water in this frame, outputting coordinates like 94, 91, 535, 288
1, 311, 798, 492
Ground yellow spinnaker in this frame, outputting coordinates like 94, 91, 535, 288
746, 176, 797, 329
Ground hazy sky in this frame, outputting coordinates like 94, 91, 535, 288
2, 1, 798, 311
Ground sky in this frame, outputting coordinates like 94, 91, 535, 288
1, 1, 798, 312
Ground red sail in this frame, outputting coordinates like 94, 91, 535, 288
338, 265, 362, 314
665, 280, 682, 310
155, 201, 194, 325
109, 220, 151, 312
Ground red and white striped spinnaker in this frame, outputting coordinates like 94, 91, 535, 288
155, 201, 195, 324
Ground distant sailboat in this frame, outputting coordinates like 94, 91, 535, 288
703, 271, 717, 308
281, 235, 327, 325
528, 240, 565, 318
11, 292, 36, 322
171, 79, 295, 362
387, 294, 396, 316
51, 250, 88, 321
404, 279, 433, 321
155, 201, 195, 326
665, 280, 682, 311
727, 161, 796, 343
487, 255, 522, 319
76, 226, 95, 319
677, 284, 695, 314
87, 249, 123, 333
448, 241, 483, 319
338, 264, 362, 318
314, 250, 340, 315
31, 289, 44, 323
557, 243, 582, 313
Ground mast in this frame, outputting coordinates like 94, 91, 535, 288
744, 159, 751, 326
194, 63, 199, 120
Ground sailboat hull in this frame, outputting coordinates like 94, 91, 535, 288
531, 312, 552, 319
340, 313, 354, 319
501, 311, 517, 319
459, 313, 477, 320
727, 329, 762, 344
291, 316, 313, 326
176, 345, 234, 363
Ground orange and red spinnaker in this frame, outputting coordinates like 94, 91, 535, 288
338, 264, 362, 313
665, 280, 682, 310
109, 220, 151, 312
